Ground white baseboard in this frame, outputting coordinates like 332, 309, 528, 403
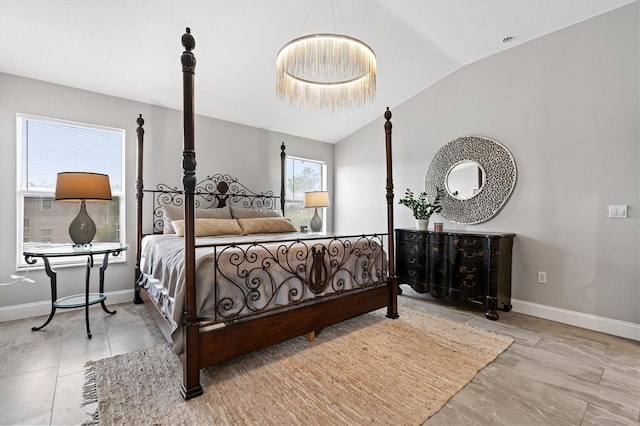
511, 298, 640, 342
0, 289, 135, 323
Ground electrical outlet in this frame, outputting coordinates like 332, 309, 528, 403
609, 205, 628, 218
537, 271, 547, 284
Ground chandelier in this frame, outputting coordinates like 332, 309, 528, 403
276, 33, 376, 111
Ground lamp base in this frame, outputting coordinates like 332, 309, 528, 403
309, 208, 323, 232
69, 201, 96, 246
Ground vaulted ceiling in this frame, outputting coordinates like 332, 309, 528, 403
1, 0, 633, 143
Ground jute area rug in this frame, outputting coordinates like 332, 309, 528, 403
83, 307, 512, 425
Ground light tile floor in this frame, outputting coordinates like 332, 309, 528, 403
0, 301, 166, 425
0, 288, 638, 425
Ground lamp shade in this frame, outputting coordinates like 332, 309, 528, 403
55, 172, 112, 202
304, 191, 330, 208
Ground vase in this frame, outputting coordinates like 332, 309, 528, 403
415, 219, 429, 231
68, 200, 96, 245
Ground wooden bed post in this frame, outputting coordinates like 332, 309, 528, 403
180, 27, 203, 400
385, 108, 399, 319
133, 114, 145, 304
280, 142, 286, 215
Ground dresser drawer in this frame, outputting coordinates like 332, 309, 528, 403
397, 252, 426, 281
398, 240, 425, 261
397, 267, 427, 293
397, 231, 427, 244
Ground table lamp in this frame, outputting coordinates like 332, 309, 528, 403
55, 172, 112, 246
304, 191, 330, 232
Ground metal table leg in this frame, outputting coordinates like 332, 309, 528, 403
99, 252, 117, 315
85, 254, 93, 338
31, 256, 57, 332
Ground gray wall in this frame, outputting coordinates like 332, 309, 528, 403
335, 4, 639, 327
0, 73, 333, 314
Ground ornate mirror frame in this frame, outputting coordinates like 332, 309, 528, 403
424, 136, 517, 224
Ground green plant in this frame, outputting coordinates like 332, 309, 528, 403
398, 187, 445, 220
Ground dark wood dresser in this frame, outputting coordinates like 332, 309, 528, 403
395, 228, 515, 320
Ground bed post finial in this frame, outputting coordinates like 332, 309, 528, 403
384, 107, 399, 319
181, 28, 196, 74
182, 27, 195, 51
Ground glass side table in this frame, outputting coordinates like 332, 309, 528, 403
23, 242, 129, 338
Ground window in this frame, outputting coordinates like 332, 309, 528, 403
17, 114, 125, 268
285, 157, 327, 230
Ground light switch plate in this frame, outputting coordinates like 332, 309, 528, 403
608, 205, 628, 218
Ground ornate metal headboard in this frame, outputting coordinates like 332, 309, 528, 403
133, 112, 287, 292
145, 173, 281, 234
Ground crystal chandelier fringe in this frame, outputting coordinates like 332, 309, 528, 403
276, 34, 376, 111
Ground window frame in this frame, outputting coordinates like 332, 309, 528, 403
16, 114, 126, 269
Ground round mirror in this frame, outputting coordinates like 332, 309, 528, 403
446, 160, 486, 200
425, 136, 516, 224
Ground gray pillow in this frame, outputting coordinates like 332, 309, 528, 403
161, 204, 232, 234
230, 206, 283, 219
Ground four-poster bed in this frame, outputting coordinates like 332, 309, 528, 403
133, 28, 398, 399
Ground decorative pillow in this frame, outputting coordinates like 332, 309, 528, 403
237, 217, 297, 234
161, 205, 232, 234
171, 218, 243, 237
230, 206, 283, 219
